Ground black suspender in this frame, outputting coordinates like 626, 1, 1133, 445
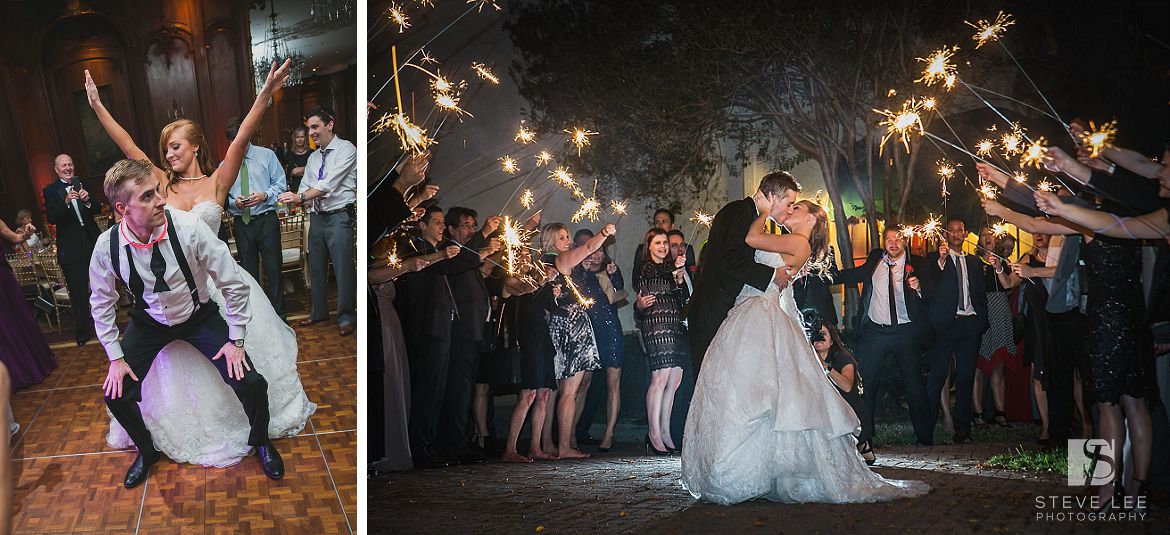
109, 209, 202, 310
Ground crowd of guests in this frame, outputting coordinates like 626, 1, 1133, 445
373, 130, 1169, 514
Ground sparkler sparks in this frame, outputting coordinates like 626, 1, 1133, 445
691, 211, 714, 228
923, 98, 937, 110
1038, 180, 1057, 192
520, 189, 534, 209
966, 11, 1015, 49
515, 123, 535, 144
875, 98, 925, 154
433, 91, 472, 117
501, 217, 535, 275
1080, 120, 1118, 158
500, 155, 519, 174
430, 74, 452, 93
571, 198, 602, 223
900, 226, 917, 239
373, 113, 434, 154
991, 222, 1010, 237
976, 139, 995, 157
1000, 130, 1024, 156
937, 161, 956, 179
471, 62, 500, 84
919, 215, 943, 239
535, 150, 553, 165
566, 128, 598, 157
1012, 171, 1029, 183
419, 49, 438, 64
562, 276, 595, 309
978, 182, 999, 200
610, 200, 627, 217
389, 4, 410, 32
550, 167, 575, 188
1020, 137, 1048, 168
916, 46, 959, 88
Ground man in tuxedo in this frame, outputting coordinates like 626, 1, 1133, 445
686, 171, 799, 372
399, 206, 491, 468
88, 159, 282, 488
923, 218, 989, 444
835, 227, 934, 448
435, 207, 499, 464
42, 154, 100, 346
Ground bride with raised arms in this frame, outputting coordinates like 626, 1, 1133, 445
682, 199, 929, 504
85, 59, 316, 467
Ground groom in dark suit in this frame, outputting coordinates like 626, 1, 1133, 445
687, 172, 800, 373
835, 227, 934, 447
922, 218, 989, 444
42, 153, 101, 346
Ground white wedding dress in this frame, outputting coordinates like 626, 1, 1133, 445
106, 201, 316, 467
681, 250, 929, 504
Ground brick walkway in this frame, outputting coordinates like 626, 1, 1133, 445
372, 441, 1166, 534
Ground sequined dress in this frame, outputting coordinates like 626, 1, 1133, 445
634, 260, 689, 371
1081, 236, 1147, 403
545, 254, 600, 380
578, 268, 624, 369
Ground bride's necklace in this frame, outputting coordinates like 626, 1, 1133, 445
176, 174, 208, 181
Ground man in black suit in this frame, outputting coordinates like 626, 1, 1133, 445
435, 206, 499, 464
923, 218, 989, 444
836, 227, 934, 447
42, 154, 101, 346
686, 172, 799, 372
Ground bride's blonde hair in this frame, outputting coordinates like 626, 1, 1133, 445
796, 200, 829, 264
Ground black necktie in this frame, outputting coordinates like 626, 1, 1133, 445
953, 254, 965, 312
888, 262, 898, 325
151, 242, 171, 292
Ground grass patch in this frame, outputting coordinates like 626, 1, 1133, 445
873, 418, 1043, 447
983, 446, 1068, 475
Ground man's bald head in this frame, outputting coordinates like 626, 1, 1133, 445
53, 154, 75, 180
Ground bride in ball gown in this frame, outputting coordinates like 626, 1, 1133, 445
682, 200, 929, 504
85, 59, 315, 467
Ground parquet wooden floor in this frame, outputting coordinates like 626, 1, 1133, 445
10, 313, 357, 534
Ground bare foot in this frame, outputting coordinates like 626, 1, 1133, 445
501, 451, 533, 463
599, 436, 613, 450
530, 450, 556, 461
557, 448, 590, 459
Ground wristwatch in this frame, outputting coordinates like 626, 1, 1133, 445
230, 338, 245, 348
299, 192, 307, 204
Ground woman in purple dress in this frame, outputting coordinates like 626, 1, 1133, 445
0, 217, 57, 390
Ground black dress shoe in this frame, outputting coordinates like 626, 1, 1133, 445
257, 444, 285, 480
124, 451, 160, 488
952, 430, 972, 444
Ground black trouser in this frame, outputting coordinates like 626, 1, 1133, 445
1046, 309, 1085, 443
232, 212, 285, 318
105, 304, 270, 459
925, 315, 983, 435
855, 320, 932, 445
61, 259, 94, 342
408, 334, 450, 456
436, 333, 482, 456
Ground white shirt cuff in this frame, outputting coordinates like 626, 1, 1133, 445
105, 342, 125, 362
228, 324, 246, 340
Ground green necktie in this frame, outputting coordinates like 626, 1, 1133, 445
240, 160, 251, 224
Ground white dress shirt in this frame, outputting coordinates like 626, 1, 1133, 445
868, 254, 910, 325
89, 209, 252, 361
298, 136, 357, 213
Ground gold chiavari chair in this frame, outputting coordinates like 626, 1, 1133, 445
279, 213, 309, 289
33, 250, 71, 333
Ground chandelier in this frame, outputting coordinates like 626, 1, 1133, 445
309, 0, 355, 24
254, 1, 305, 94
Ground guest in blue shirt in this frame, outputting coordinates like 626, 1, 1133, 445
224, 116, 289, 319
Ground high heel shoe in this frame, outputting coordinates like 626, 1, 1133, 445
644, 435, 670, 456
1087, 482, 1125, 514
994, 410, 1010, 428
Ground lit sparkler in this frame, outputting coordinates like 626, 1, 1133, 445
1038, 180, 1057, 192
467, 0, 502, 13
550, 167, 575, 188
1080, 120, 1118, 158
991, 222, 1010, 237
535, 150, 553, 165
500, 155, 519, 174
419, 49, 438, 64
566, 127, 598, 157
1012, 171, 1029, 183
561, 275, 595, 309
916, 46, 959, 88
922, 98, 937, 110
515, 123, 535, 144
978, 182, 999, 200
373, 113, 434, 154
1000, 129, 1024, 156
501, 216, 530, 275
571, 198, 602, 223
471, 62, 500, 84
900, 226, 917, 240
610, 200, 627, 217
430, 74, 452, 93
975, 139, 995, 157
937, 161, 956, 179
919, 215, 943, 240
434, 91, 472, 117
389, 4, 410, 32
875, 98, 925, 154
691, 211, 714, 228
966, 11, 1015, 48
520, 189, 534, 209
1020, 137, 1048, 168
